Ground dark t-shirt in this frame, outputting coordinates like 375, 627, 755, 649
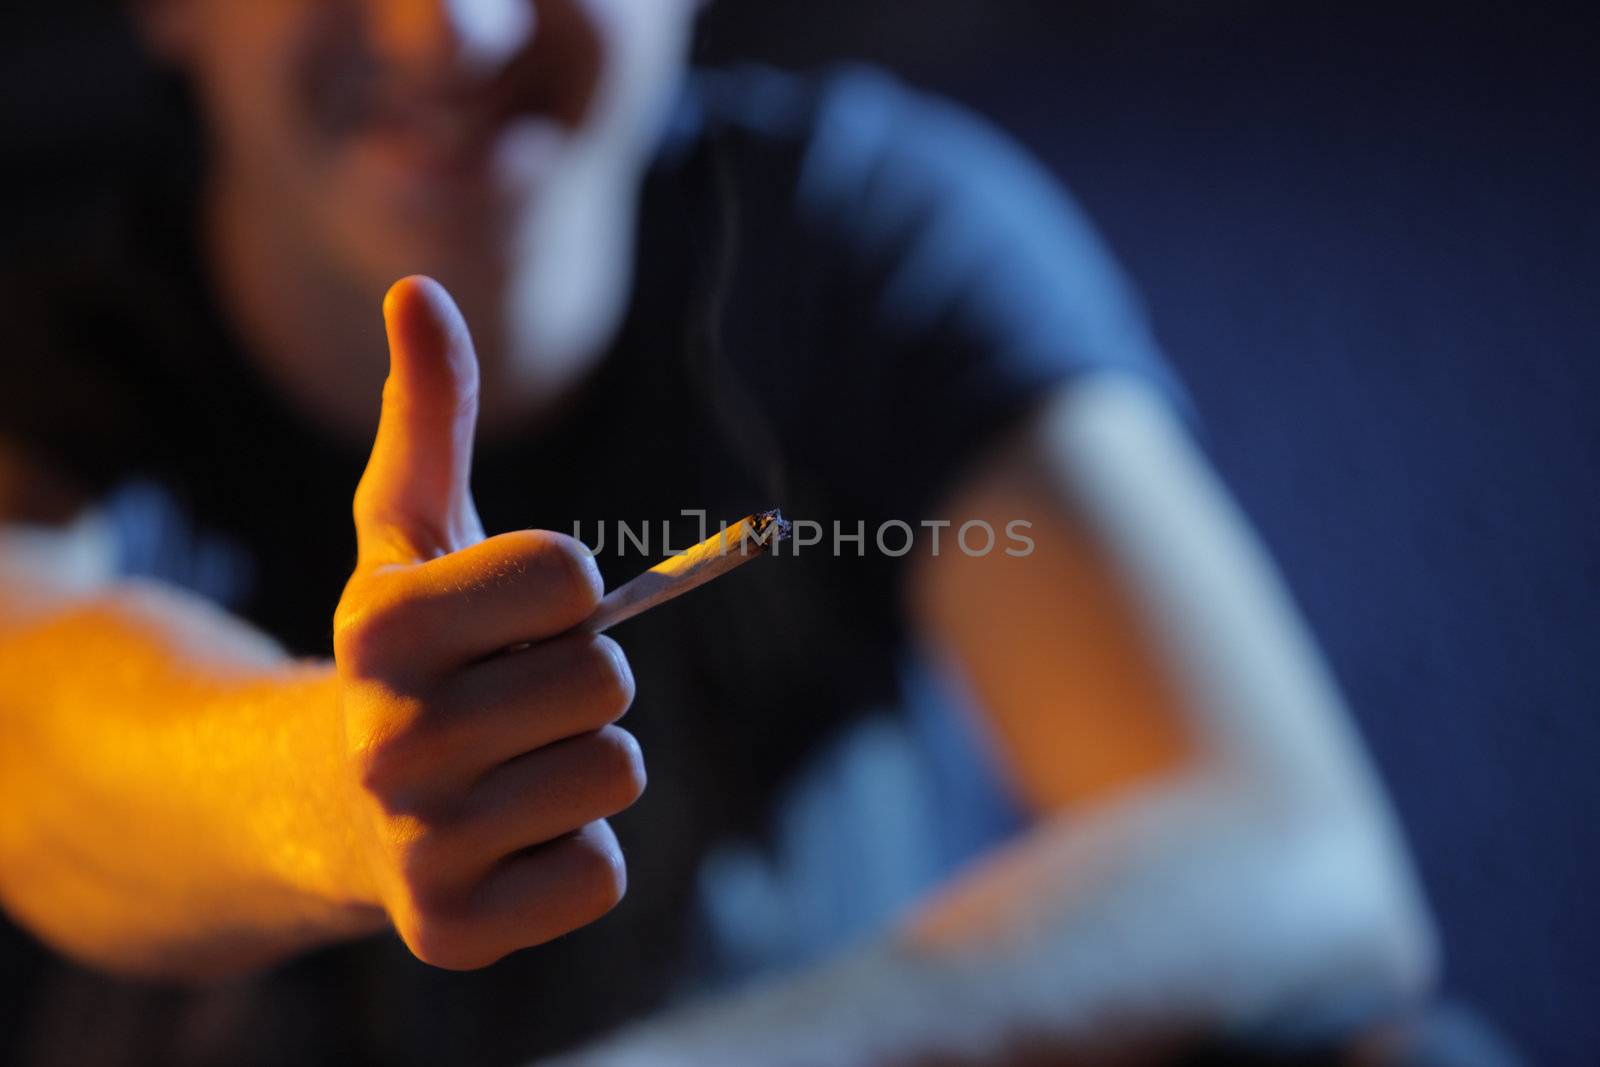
1, 66, 1178, 1066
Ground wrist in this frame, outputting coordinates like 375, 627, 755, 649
241, 661, 388, 941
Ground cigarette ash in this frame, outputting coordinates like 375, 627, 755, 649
753, 508, 792, 546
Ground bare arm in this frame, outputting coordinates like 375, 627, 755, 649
0, 505, 389, 978
548, 376, 1436, 1065
0, 278, 644, 981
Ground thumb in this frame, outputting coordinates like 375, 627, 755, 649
353, 275, 486, 569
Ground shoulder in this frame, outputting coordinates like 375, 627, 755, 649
673, 64, 1100, 246
670, 65, 1152, 340
641, 68, 1184, 521
675, 62, 1024, 174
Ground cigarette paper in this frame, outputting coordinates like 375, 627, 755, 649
582, 509, 790, 634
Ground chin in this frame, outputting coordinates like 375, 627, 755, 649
331, 133, 561, 272
321, 186, 529, 295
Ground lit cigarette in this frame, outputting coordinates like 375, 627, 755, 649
582, 509, 791, 634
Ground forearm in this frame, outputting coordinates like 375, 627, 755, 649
0, 574, 384, 979
551, 777, 1428, 1067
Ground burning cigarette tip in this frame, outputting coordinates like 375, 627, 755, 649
753, 508, 791, 546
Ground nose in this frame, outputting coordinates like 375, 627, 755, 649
365, 0, 536, 83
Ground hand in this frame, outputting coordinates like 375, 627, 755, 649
332, 276, 643, 970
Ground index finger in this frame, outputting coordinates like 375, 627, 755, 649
338, 529, 604, 680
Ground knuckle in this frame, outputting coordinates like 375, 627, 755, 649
352, 740, 404, 798
567, 831, 628, 915
573, 636, 636, 719
587, 726, 647, 809
348, 711, 431, 799
527, 531, 604, 618
391, 823, 452, 893
350, 476, 384, 533
401, 909, 491, 971
332, 611, 380, 676
350, 730, 408, 799
333, 587, 415, 677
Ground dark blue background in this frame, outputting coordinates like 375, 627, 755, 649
4, 2, 1596, 1064
698, 3, 1599, 1063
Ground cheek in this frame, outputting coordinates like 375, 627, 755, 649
191, 1, 355, 179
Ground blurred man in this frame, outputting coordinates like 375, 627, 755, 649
0, 1, 1434, 1064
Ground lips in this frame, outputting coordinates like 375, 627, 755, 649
353, 40, 593, 182
347, 92, 576, 213
363, 98, 497, 175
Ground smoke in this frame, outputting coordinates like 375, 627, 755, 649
683, 138, 792, 508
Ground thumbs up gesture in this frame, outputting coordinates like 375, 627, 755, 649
332, 277, 642, 970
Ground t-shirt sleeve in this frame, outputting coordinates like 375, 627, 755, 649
712, 66, 1189, 526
